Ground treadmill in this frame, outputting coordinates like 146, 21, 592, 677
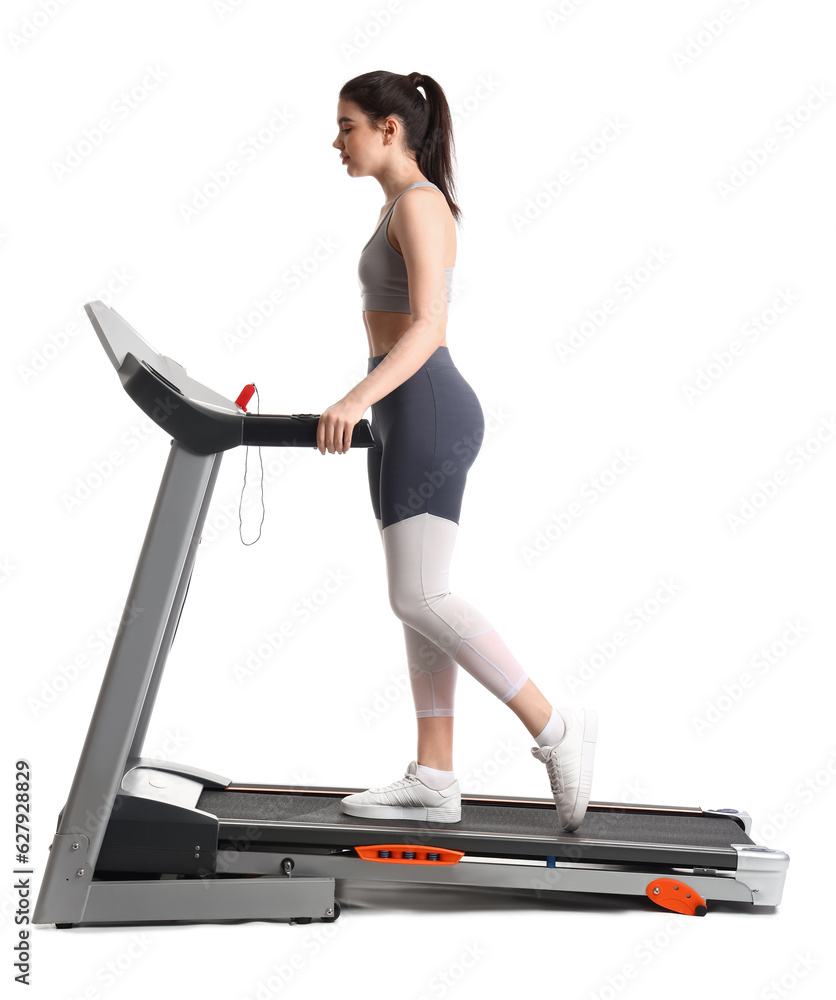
32, 301, 790, 927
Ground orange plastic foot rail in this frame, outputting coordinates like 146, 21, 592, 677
354, 844, 465, 866
646, 877, 707, 916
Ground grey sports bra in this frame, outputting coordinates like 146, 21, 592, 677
357, 180, 454, 313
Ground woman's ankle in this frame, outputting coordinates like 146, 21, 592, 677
415, 762, 456, 789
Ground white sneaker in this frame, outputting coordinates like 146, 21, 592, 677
340, 761, 461, 822
531, 707, 597, 832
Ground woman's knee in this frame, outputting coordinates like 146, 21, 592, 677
387, 583, 423, 627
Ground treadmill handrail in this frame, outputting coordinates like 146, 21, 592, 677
118, 352, 374, 454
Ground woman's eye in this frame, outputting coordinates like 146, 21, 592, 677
341, 128, 352, 133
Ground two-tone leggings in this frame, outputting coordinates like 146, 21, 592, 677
367, 345, 529, 717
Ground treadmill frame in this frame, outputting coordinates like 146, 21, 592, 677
32, 302, 789, 927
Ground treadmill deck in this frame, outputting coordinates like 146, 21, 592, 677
197, 784, 753, 870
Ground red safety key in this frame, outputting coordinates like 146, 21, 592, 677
235, 384, 256, 412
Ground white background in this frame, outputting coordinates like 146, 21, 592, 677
3, 0, 834, 997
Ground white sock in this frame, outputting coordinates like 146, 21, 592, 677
416, 763, 456, 789
534, 707, 566, 748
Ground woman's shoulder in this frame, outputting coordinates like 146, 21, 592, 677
393, 182, 447, 218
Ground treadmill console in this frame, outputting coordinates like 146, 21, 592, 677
83, 300, 374, 454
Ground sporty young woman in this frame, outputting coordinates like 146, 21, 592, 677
318, 69, 597, 831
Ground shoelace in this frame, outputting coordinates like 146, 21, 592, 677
371, 773, 420, 793
545, 749, 564, 796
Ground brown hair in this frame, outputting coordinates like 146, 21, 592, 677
339, 70, 462, 224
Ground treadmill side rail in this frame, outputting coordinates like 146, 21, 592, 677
218, 849, 777, 913
81, 877, 336, 926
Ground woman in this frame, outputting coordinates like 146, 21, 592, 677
318, 70, 597, 832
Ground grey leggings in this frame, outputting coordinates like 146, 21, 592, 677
368, 347, 529, 717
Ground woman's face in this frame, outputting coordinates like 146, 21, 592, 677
333, 97, 389, 175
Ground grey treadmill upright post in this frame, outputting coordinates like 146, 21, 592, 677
33, 440, 222, 926
129, 448, 222, 758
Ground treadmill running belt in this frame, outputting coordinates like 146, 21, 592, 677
196, 788, 753, 869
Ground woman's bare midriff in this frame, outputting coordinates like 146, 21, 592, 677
364, 310, 447, 359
